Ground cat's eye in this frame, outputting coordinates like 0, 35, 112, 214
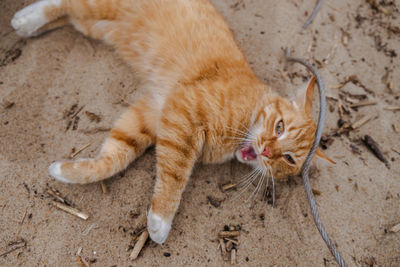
275, 120, 284, 136
283, 154, 295, 165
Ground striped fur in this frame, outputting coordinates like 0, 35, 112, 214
12, 0, 333, 244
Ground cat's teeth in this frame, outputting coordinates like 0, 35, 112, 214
244, 156, 248, 161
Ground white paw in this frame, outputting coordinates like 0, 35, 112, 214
48, 161, 72, 183
147, 208, 171, 244
11, 0, 59, 37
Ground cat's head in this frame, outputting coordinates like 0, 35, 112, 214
235, 76, 334, 179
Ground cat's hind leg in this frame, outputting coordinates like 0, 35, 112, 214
11, 0, 66, 37
49, 99, 156, 184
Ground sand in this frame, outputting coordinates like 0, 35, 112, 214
1, 0, 399, 266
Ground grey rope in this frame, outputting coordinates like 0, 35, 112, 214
285, 49, 346, 267
303, 0, 323, 29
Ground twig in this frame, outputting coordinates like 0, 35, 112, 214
231, 248, 236, 264
391, 148, 400, 156
71, 143, 91, 158
392, 124, 399, 133
223, 237, 239, 245
80, 256, 90, 267
384, 106, 400, 111
129, 230, 148, 260
389, 223, 400, 233
302, 0, 323, 29
71, 106, 84, 119
47, 188, 68, 204
350, 101, 377, 108
100, 181, 109, 194
52, 201, 89, 220
352, 115, 373, 129
218, 239, 227, 259
80, 127, 111, 134
222, 182, 236, 191
0, 239, 26, 257
218, 231, 240, 238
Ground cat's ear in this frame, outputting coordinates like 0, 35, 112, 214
294, 76, 316, 116
315, 148, 336, 164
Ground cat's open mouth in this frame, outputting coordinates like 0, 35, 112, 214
238, 145, 257, 161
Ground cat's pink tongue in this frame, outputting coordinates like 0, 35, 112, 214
241, 146, 257, 161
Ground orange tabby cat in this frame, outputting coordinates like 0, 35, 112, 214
12, 0, 333, 244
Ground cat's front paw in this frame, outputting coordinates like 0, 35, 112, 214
147, 208, 171, 244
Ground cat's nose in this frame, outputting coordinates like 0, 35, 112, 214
262, 146, 272, 158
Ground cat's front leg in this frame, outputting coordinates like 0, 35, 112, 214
148, 124, 205, 244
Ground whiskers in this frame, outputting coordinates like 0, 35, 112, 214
223, 125, 255, 147
231, 166, 276, 207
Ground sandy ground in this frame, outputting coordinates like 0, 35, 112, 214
1, 0, 400, 266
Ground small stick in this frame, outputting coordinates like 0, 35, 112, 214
218, 239, 227, 258
80, 256, 90, 267
392, 124, 399, 133
326, 94, 339, 101
71, 143, 91, 158
129, 230, 149, 260
47, 188, 67, 204
223, 237, 239, 245
218, 231, 240, 238
231, 248, 236, 264
71, 105, 84, 119
225, 240, 233, 252
330, 84, 344, 89
0, 240, 26, 257
351, 115, 373, 129
52, 201, 89, 220
81, 127, 111, 134
384, 106, 400, 111
100, 181, 109, 194
222, 182, 236, 191
362, 135, 388, 165
350, 101, 377, 108
392, 148, 400, 156
389, 223, 400, 233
